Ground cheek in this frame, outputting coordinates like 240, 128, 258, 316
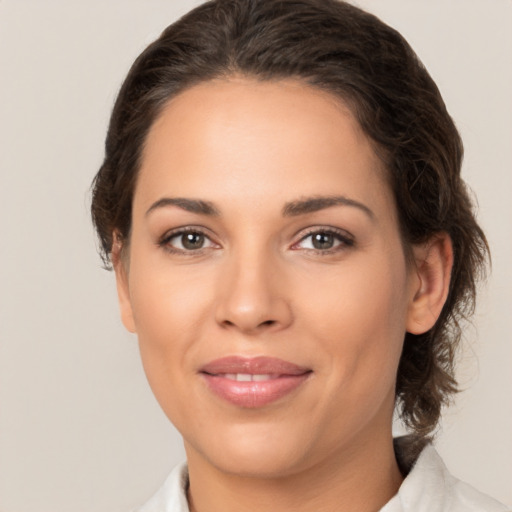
128, 246, 214, 338
299, 254, 410, 385
127, 258, 214, 395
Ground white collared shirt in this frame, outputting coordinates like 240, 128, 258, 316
135, 444, 508, 512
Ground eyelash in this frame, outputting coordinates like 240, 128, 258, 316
158, 226, 218, 255
291, 227, 355, 255
158, 226, 355, 255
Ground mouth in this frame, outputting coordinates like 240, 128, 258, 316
199, 356, 312, 408
216, 373, 280, 382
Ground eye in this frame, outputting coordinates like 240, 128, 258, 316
159, 228, 218, 254
292, 228, 354, 253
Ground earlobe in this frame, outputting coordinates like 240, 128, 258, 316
112, 235, 137, 334
406, 233, 453, 335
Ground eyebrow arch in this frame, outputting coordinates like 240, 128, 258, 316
145, 197, 220, 217
282, 195, 374, 219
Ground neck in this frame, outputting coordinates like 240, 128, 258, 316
185, 431, 403, 512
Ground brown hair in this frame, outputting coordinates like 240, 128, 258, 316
91, 0, 488, 447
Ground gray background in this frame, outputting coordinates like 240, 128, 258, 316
1, 1, 511, 511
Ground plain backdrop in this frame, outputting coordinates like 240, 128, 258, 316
0, 1, 511, 511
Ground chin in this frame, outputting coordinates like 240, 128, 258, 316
186, 422, 314, 478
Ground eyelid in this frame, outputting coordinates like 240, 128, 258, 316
158, 225, 220, 254
157, 225, 354, 255
290, 226, 355, 251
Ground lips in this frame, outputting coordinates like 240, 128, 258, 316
200, 356, 312, 408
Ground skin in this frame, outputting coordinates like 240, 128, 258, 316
114, 78, 453, 512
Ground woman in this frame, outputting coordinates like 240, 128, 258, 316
91, 0, 507, 510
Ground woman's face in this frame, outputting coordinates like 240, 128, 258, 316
116, 78, 422, 477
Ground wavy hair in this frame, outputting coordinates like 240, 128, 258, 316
91, 0, 489, 450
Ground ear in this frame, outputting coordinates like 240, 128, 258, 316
112, 234, 137, 334
406, 233, 453, 335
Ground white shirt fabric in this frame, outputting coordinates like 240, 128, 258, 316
135, 444, 508, 512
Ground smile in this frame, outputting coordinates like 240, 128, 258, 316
200, 357, 312, 408
222, 373, 277, 381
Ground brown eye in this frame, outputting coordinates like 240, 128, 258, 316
293, 229, 354, 253
161, 229, 217, 253
181, 232, 205, 250
311, 232, 335, 250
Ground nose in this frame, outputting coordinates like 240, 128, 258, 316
214, 249, 293, 335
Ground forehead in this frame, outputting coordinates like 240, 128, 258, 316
135, 77, 393, 218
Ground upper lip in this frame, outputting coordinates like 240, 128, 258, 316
200, 356, 311, 376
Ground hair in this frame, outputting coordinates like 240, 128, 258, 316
91, 0, 488, 451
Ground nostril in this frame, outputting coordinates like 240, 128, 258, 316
221, 318, 276, 330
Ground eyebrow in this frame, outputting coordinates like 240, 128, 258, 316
145, 197, 220, 217
145, 194, 374, 219
282, 195, 374, 219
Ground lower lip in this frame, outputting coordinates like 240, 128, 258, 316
201, 373, 311, 408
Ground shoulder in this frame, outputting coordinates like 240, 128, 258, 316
133, 462, 190, 512
382, 441, 508, 512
